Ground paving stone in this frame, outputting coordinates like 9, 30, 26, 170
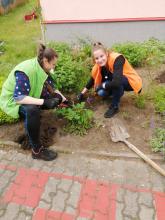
0, 170, 16, 195
52, 191, 68, 212
116, 202, 124, 220
123, 190, 139, 218
38, 200, 51, 210
40, 177, 60, 203
138, 192, 154, 207
149, 169, 165, 191
65, 205, 76, 215
139, 204, 155, 220
58, 179, 73, 193
67, 182, 81, 208
117, 188, 126, 202
0, 203, 20, 220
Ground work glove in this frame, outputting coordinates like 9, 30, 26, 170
43, 98, 61, 109
77, 93, 84, 102
59, 100, 73, 108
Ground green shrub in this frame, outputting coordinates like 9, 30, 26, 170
150, 128, 165, 157
56, 102, 94, 135
112, 42, 147, 67
112, 38, 165, 67
48, 42, 92, 93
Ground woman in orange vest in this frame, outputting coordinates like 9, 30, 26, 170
77, 42, 142, 118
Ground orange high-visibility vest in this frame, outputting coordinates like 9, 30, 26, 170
91, 52, 142, 94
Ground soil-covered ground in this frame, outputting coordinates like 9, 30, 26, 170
0, 67, 164, 158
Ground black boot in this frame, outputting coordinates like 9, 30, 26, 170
32, 147, 58, 161
104, 106, 119, 118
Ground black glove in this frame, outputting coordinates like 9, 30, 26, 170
43, 98, 61, 109
63, 100, 73, 108
77, 93, 84, 102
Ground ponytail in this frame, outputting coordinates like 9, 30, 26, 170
37, 43, 58, 67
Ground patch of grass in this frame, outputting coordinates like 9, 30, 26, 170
150, 128, 165, 157
153, 86, 165, 114
56, 103, 94, 135
0, 0, 41, 79
0, 0, 41, 124
134, 94, 146, 109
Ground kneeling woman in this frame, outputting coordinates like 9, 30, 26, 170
78, 42, 142, 118
0, 44, 69, 161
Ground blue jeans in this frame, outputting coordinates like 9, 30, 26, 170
97, 76, 133, 108
19, 105, 41, 151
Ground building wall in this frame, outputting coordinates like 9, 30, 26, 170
43, 20, 165, 46
0, 0, 25, 15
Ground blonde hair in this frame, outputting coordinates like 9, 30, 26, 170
92, 42, 107, 54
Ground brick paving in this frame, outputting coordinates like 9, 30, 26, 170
0, 149, 165, 219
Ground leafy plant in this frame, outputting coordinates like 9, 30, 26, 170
56, 102, 94, 135
112, 41, 147, 67
153, 85, 165, 114
112, 38, 165, 67
150, 128, 165, 157
48, 42, 92, 93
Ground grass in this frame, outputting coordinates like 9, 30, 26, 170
0, 0, 41, 124
0, 0, 41, 81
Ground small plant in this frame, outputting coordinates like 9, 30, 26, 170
56, 102, 94, 135
121, 111, 131, 120
0, 109, 18, 125
153, 85, 165, 114
150, 128, 165, 158
134, 94, 146, 109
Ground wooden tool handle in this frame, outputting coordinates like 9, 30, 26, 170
124, 140, 165, 177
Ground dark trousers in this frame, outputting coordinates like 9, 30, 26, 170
97, 76, 133, 108
19, 105, 41, 151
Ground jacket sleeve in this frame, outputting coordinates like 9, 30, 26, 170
104, 55, 125, 89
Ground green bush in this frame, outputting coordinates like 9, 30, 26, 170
48, 42, 92, 93
150, 128, 165, 157
112, 38, 165, 67
56, 102, 94, 135
112, 42, 147, 67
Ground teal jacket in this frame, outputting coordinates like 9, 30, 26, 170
0, 58, 51, 118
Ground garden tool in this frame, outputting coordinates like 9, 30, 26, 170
107, 118, 165, 177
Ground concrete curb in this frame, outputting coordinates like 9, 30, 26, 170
0, 140, 164, 162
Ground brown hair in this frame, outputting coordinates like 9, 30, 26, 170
37, 44, 58, 67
